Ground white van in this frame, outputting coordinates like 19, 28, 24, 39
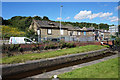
9, 37, 36, 44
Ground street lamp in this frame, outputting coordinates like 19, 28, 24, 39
60, 5, 63, 40
37, 28, 41, 42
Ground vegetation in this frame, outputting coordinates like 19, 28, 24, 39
56, 21, 110, 30
1, 15, 117, 39
115, 37, 120, 46
2, 45, 105, 64
2, 16, 33, 31
1, 25, 25, 38
2, 16, 111, 32
25, 27, 38, 39
58, 57, 118, 78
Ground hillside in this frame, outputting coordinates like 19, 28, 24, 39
2, 16, 111, 32
1, 25, 25, 38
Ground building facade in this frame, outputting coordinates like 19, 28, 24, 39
29, 20, 105, 42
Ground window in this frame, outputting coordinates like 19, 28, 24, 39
84, 31, 86, 36
73, 31, 76, 35
24, 38, 32, 42
60, 29, 64, 35
70, 31, 73, 36
77, 32, 80, 35
47, 29, 52, 35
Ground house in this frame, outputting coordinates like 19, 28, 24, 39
108, 25, 118, 36
29, 19, 68, 41
99, 30, 110, 41
29, 19, 96, 42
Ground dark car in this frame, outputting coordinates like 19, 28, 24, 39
51, 38, 60, 42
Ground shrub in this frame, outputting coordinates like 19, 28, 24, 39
59, 40, 67, 49
8, 44, 15, 51
32, 46, 37, 51
115, 37, 120, 46
35, 44, 39, 50
18, 47, 23, 52
66, 42, 75, 48
49, 44, 56, 49
6, 51, 13, 57
4, 44, 20, 52
44, 45, 49, 50
43, 40, 50, 44
2, 43, 7, 51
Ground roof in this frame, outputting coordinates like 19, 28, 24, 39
32, 19, 95, 31
33, 19, 68, 29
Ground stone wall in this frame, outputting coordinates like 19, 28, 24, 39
41, 28, 68, 38
2, 48, 109, 76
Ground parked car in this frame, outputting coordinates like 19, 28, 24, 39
51, 38, 60, 42
9, 37, 36, 44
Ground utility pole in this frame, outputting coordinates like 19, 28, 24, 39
60, 5, 63, 40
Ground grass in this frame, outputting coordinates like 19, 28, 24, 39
58, 57, 118, 78
2, 45, 105, 64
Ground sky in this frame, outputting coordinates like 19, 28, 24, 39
2, 2, 120, 25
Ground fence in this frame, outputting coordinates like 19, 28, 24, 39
41, 36, 95, 42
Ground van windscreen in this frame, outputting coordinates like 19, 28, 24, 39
24, 38, 32, 42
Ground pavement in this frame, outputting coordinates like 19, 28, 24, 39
25, 54, 118, 79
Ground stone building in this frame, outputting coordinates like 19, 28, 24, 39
29, 20, 96, 41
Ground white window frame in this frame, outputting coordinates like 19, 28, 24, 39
73, 31, 76, 35
60, 29, 64, 35
47, 29, 52, 35
78, 32, 80, 35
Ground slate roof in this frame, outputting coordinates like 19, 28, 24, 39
33, 19, 95, 31
33, 20, 68, 29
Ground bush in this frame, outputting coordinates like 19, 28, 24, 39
44, 43, 57, 50
49, 44, 56, 49
3, 44, 20, 52
66, 42, 75, 48
43, 40, 50, 44
115, 37, 120, 46
8, 44, 15, 51
18, 47, 23, 52
32, 46, 37, 51
44, 45, 49, 50
2, 43, 7, 51
6, 51, 13, 57
59, 40, 67, 49
35, 44, 39, 50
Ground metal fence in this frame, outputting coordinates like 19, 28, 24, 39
40, 36, 95, 42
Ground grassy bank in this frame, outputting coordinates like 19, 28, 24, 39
58, 57, 118, 78
2, 45, 105, 64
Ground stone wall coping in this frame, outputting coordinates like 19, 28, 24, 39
2, 48, 108, 67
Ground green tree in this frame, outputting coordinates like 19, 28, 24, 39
1, 25, 25, 38
25, 27, 37, 40
43, 16, 49, 21
33, 16, 42, 20
7, 16, 32, 31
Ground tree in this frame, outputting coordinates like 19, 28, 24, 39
33, 16, 42, 20
99, 23, 109, 30
1, 26, 25, 38
43, 16, 49, 21
7, 16, 32, 31
0, 16, 3, 25
25, 27, 37, 40
118, 25, 120, 34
